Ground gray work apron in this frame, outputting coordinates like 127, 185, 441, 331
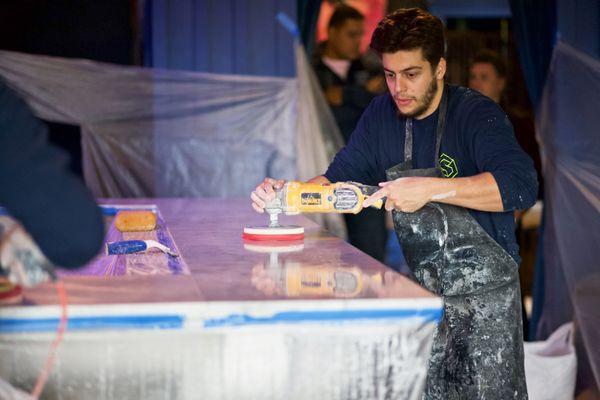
387, 85, 528, 399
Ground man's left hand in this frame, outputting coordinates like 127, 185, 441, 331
363, 177, 434, 213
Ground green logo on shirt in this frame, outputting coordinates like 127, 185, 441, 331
439, 153, 458, 178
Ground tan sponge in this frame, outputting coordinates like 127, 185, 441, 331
114, 210, 157, 232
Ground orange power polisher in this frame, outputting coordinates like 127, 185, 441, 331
243, 181, 383, 241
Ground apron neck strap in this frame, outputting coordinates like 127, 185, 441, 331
404, 84, 449, 168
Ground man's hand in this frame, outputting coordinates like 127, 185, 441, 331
363, 173, 504, 213
0, 216, 54, 287
363, 177, 436, 213
250, 177, 286, 213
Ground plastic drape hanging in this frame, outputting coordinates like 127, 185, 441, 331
535, 40, 600, 390
0, 46, 346, 237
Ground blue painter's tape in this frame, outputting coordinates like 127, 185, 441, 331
204, 308, 443, 328
0, 308, 442, 333
276, 12, 299, 39
0, 315, 184, 333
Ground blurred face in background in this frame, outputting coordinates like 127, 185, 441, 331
327, 18, 365, 60
469, 62, 506, 103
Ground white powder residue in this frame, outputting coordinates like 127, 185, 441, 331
431, 191, 456, 201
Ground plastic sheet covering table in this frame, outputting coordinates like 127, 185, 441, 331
0, 199, 442, 400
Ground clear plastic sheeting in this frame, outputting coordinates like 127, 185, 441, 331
535, 41, 600, 390
0, 46, 346, 237
0, 321, 435, 400
0, 51, 292, 197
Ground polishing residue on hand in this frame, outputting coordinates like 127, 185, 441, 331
431, 191, 456, 201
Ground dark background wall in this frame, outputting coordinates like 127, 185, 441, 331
0, 0, 135, 178
145, 0, 296, 77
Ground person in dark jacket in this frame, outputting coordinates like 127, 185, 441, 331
0, 80, 104, 286
255, 8, 537, 399
468, 49, 542, 198
312, 4, 388, 262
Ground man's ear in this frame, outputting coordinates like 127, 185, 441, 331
436, 58, 447, 80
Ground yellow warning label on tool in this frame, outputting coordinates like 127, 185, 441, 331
301, 193, 322, 206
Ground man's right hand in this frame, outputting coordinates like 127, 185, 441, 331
250, 177, 286, 213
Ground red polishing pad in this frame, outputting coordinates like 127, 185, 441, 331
243, 239, 305, 253
242, 225, 304, 242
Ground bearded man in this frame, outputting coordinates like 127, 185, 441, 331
252, 8, 537, 399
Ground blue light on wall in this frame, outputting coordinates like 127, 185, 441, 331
145, 0, 297, 77
429, 0, 511, 19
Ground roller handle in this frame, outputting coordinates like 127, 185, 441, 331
106, 240, 147, 255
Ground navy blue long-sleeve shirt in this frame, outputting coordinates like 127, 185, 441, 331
0, 81, 104, 269
325, 85, 538, 263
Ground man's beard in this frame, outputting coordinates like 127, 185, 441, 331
397, 78, 438, 118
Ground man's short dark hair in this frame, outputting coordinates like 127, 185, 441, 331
370, 8, 444, 68
328, 4, 364, 29
470, 50, 507, 78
